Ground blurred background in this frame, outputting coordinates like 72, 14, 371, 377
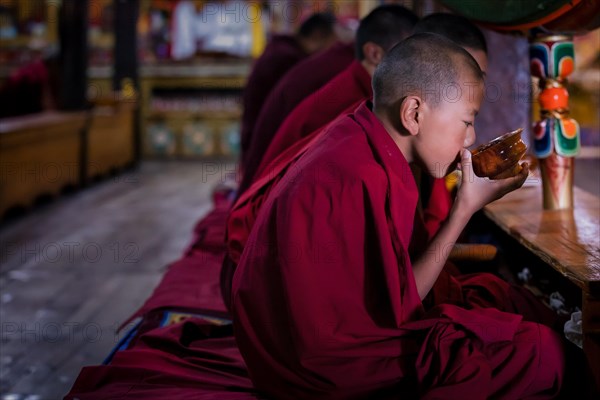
0, 1, 598, 399
0, 0, 597, 174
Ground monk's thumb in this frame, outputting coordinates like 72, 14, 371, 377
459, 149, 475, 181
461, 149, 472, 166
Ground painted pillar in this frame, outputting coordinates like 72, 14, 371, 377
530, 34, 580, 210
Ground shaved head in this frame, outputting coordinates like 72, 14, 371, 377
413, 13, 487, 54
355, 5, 418, 60
373, 33, 485, 112
298, 12, 336, 40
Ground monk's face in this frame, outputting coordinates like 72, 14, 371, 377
304, 33, 338, 54
414, 73, 484, 178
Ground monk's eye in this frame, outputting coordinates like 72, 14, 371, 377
463, 121, 473, 128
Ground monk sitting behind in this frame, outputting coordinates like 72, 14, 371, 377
232, 33, 563, 399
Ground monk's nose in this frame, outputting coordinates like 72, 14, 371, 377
464, 128, 476, 148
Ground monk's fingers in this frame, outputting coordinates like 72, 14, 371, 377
492, 162, 530, 196
520, 162, 530, 177
508, 162, 529, 188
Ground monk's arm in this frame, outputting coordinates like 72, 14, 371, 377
411, 203, 472, 300
412, 149, 529, 300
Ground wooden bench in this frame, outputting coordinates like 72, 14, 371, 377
86, 98, 136, 181
0, 111, 87, 216
484, 183, 600, 390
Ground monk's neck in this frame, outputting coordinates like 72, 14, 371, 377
360, 60, 377, 77
374, 107, 413, 163
297, 37, 319, 55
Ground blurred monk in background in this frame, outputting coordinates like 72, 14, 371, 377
241, 4, 418, 194
240, 12, 338, 169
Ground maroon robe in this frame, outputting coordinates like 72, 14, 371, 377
259, 60, 371, 172
240, 35, 307, 163
227, 127, 326, 266
65, 321, 257, 399
232, 101, 564, 399
422, 176, 453, 239
239, 41, 355, 190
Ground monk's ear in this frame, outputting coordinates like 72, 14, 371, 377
399, 96, 421, 136
361, 42, 385, 66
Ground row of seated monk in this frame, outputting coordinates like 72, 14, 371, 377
66, 6, 590, 399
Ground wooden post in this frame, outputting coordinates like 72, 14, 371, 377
113, 0, 140, 163
113, 0, 139, 92
58, 0, 89, 111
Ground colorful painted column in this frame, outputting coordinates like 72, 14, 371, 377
530, 34, 580, 210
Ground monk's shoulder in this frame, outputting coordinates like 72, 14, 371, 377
287, 119, 389, 193
310, 65, 354, 101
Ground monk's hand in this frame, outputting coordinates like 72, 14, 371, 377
455, 149, 529, 216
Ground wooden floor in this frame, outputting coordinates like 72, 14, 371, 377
0, 158, 597, 400
0, 161, 235, 400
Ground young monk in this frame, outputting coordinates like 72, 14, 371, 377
232, 34, 564, 399
224, 5, 417, 309
222, 13, 492, 310
254, 13, 487, 238
240, 12, 338, 165
239, 5, 418, 194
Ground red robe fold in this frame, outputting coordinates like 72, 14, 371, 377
240, 41, 355, 187
259, 60, 371, 174
232, 101, 564, 399
65, 319, 258, 399
240, 35, 307, 162
227, 123, 333, 267
422, 175, 453, 239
